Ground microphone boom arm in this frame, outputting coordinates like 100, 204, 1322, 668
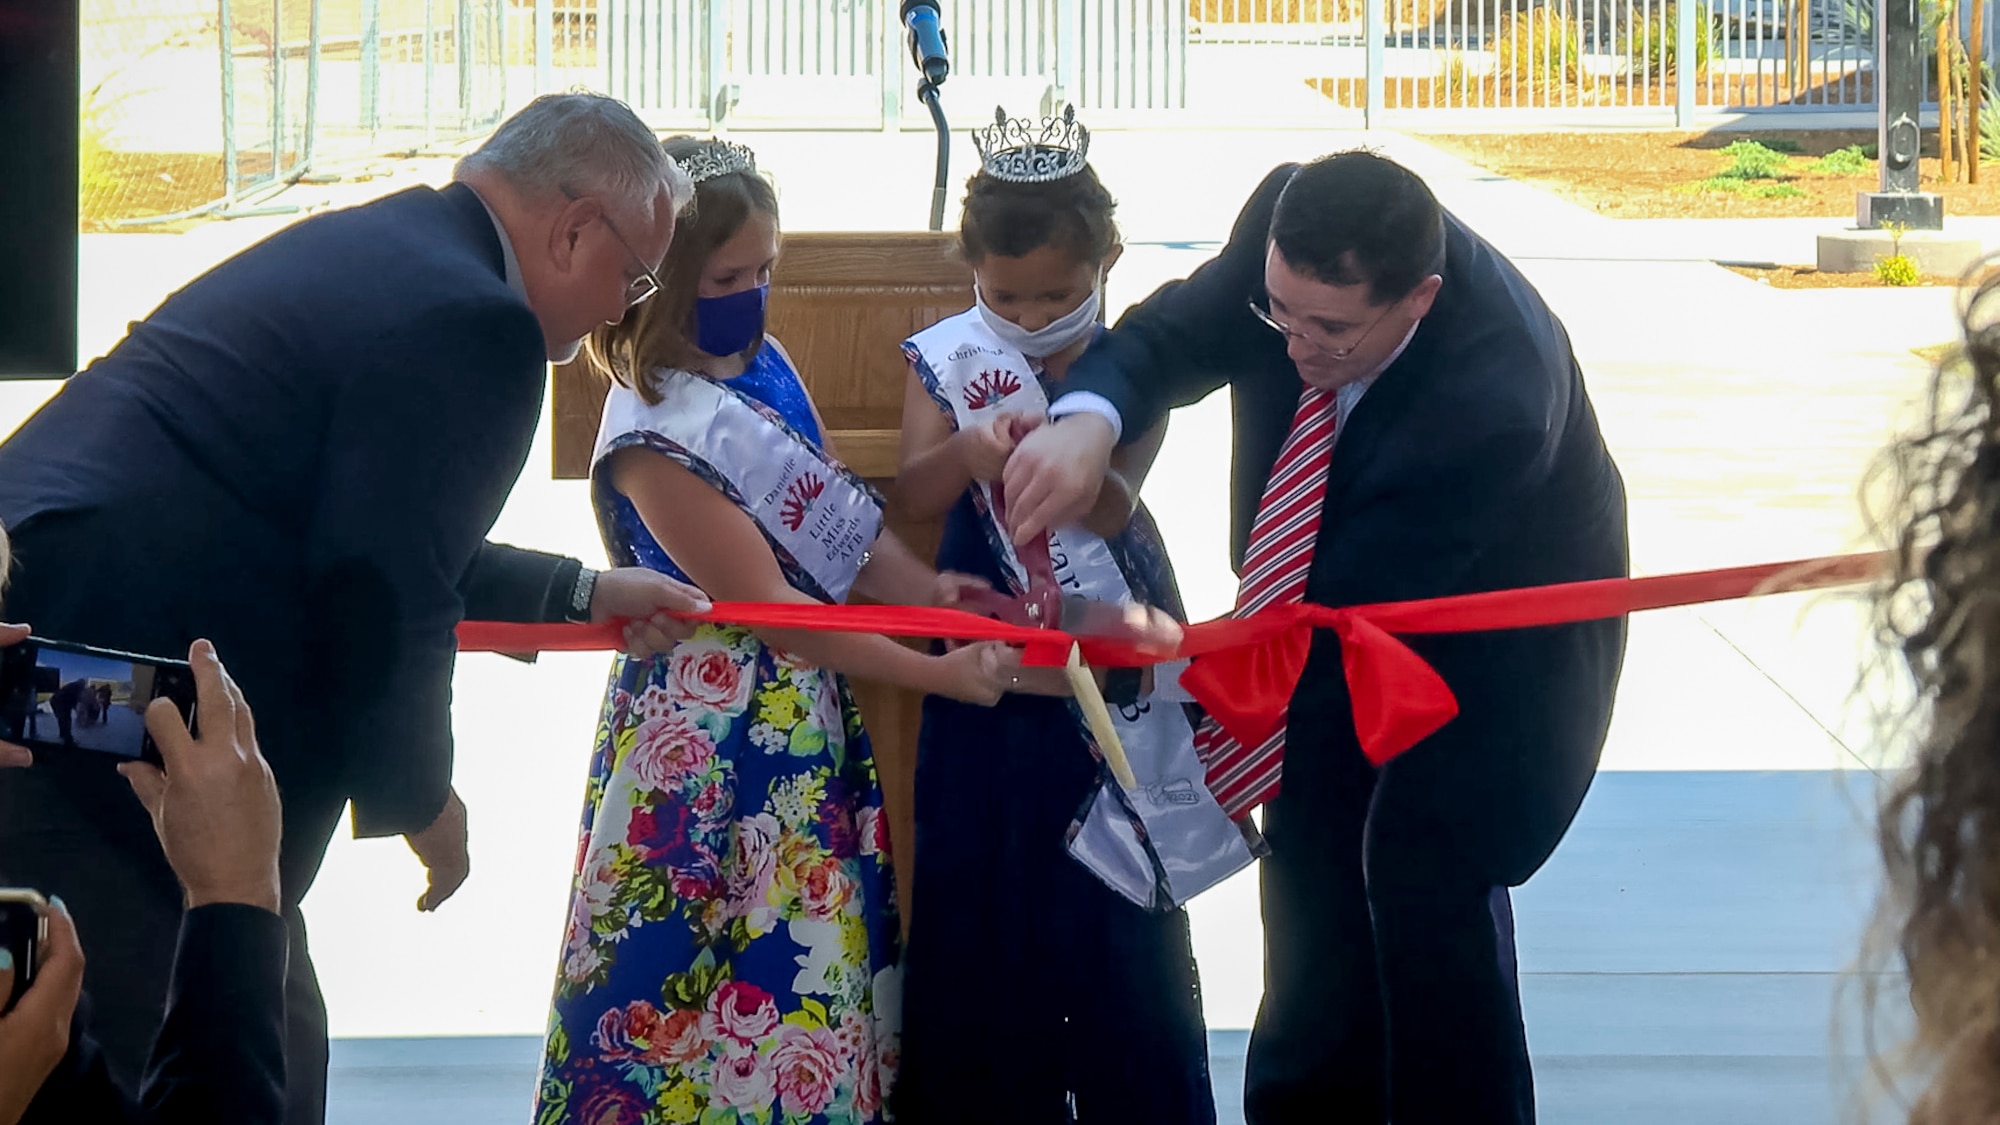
901, 1, 951, 232
920, 79, 948, 233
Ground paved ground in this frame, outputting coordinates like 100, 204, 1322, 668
321, 772, 1897, 1124
3, 123, 1972, 1122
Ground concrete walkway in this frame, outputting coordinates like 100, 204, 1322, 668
321, 771, 1894, 1125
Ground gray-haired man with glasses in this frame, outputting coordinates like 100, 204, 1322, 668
1003, 150, 1630, 1125
0, 93, 710, 1125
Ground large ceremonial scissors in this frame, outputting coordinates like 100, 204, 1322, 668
955, 417, 1143, 789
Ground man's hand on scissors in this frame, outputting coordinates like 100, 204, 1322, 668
1003, 413, 1116, 545
1060, 598, 1185, 658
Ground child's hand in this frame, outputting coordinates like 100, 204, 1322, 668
931, 572, 993, 609
933, 641, 1022, 705
955, 413, 1036, 482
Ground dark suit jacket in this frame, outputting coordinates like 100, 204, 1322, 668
0, 183, 577, 895
1069, 165, 1630, 881
23, 904, 288, 1125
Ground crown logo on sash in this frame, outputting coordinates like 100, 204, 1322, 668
972, 104, 1090, 184
679, 139, 757, 185
963, 368, 1024, 410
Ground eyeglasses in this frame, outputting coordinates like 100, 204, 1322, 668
1248, 296, 1398, 361
598, 214, 664, 307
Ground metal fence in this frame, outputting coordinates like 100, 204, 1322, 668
530, 0, 1185, 130
555, 0, 1913, 128
219, 0, 315, 208
77, 0, 1995, 225
316, 1, 509, 157
80, 0, 240, 224
488, 0, 1995, 127
80, 0, 508, 227
1186, 0, 1894, 121
1072, 0, 1189, 109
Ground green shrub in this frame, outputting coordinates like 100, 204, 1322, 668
1686, 173, 1805, 197
1715, 139, 1791, 179
1810, 145, 1871, 175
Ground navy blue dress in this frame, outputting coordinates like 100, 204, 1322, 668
894, 384, 1217, 1124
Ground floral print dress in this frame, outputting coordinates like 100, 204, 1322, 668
535, 347, 900, 1125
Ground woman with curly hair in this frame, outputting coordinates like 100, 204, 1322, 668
1865, 260, 2000, 1122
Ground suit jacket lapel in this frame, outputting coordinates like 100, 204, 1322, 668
1318, 315, 1438, 533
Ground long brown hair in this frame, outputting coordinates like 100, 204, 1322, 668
583, 136, 779, 404
1864, 260, 2000, 1122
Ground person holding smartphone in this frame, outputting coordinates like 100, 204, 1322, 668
0, 621, 287, 1125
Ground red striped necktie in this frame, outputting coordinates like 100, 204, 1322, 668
1191, 385, 1340, 818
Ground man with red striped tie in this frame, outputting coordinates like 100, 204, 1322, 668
1003, 150, 1629, 1124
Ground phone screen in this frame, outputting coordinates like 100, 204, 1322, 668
0, 892, 45, 1015
0, 638, 196, 766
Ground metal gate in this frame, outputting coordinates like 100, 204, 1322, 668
569, 0, 1930, 128
592, 0, 1187, 129
1186, 0, 1881, 124
726, 0, 887, 126
79, 0, 508, 227
1070, 0, 1188, 112
597, 0, 714, 128
316, 0, 509, 156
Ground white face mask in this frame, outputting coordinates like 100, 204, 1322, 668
549, 337, 584, 365
975, 284, 1103, 358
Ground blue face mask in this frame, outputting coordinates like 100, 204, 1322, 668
694, 284, 769, 357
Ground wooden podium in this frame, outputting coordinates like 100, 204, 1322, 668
551, 232, 975, 930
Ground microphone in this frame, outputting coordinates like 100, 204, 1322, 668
900, 0, 950, 87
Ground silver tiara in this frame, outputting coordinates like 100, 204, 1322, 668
677, 139, 757, 185
971, 104, 1090, 184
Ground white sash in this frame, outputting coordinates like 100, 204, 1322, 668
593, 365, 883, 605
905, 310, 1254, 909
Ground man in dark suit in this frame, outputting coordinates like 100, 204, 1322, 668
45, 681, 83, 747
1004, 152, 1629, 1123
0, 92, 707, 1124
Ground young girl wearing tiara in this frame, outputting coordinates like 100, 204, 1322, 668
534, 137, 1020, 1125
893, 107, 1223, 1123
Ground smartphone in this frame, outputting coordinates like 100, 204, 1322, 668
0, 636, 197, 767
0, 889, 47, 1015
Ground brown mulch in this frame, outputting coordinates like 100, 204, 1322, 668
1721, 264, 1958, 288
1417, 129, 2000, 218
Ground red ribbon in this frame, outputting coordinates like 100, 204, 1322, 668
457, 550, 1889, 768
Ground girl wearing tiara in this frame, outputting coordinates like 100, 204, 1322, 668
534, 137, 1021, 1125
894, 108, 1219, 1122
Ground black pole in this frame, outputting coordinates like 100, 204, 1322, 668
1878, 0, 1921, 195
1858, 0, 1944, 227
920, 79, 949, 233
